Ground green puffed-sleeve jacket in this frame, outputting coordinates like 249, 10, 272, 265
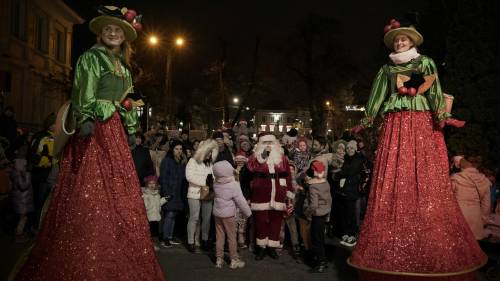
71, 45, 138, 135
361, 55, 451, 128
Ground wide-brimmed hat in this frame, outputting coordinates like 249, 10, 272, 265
383, 17, 423, 50
89, 6, 141, 42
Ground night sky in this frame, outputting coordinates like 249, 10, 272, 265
64, 0, 434, 107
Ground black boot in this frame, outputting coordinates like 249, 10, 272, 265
201, 240, 211, 252
292, 244, 302, 263
255, 246, 266, 261
267, 247, 279, 260
310, 261, 328, 273
187, 244, 196, 253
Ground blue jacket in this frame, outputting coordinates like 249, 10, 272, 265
159, 156, 187, 211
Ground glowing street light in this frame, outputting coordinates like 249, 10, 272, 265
325, 101, 331, 106
149, 35, 159, 46
175, 37, 185, 47
233, 97, 239, 104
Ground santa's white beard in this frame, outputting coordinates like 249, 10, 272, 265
254, 142, 283, 167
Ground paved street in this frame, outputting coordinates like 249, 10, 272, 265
155, 240, 357, 281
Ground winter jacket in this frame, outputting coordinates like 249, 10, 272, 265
304, 179, 332, 217
185, 139, 219, 200
335, 152, 364, 200
141, 188, 168, 222
451, 167, 491, 239
212, 161, 252, 218
159, 156, 187, 211
9, 168, 34, 215
185, 158, 213, 200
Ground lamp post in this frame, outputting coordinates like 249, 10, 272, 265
148, 35, 185, 128
325, 100, 334, 137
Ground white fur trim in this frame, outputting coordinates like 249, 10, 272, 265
250, 201, 286, 211
286, 191, 295, 199
270, 201, 286, 211
251, 202, 271, 210
193, 139, 219, 163
256, 237, 269, 247
389, 47, 420, 64
267, 239, 281, 248
259, 134, 276, 142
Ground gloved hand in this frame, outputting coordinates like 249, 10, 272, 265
128, 134, 136, 147
79, 120, 95, 137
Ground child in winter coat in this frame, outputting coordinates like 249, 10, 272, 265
304, 161, 332, 273
212, 160, 252, 269
141, 175, 170, 250
10, 149, 34, 243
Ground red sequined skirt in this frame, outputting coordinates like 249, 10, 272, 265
349, 111, 486, 281
15, 113, 166, 281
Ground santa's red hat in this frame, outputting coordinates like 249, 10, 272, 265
309, 160, 325, 178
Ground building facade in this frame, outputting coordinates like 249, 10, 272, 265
254, 108, 311, 135
0, 0, 83, 128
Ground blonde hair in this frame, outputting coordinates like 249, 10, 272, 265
96, 35, 134, 69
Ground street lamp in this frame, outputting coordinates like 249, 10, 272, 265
233, 97, 239, 104
148, 34, 186, 127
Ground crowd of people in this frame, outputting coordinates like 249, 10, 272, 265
2, 108, 499, 274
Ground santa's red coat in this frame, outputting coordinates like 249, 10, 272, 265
247, 155, 294, 211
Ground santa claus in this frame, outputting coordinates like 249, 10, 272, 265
247, 132, 294, 260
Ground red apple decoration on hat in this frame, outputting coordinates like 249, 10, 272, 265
132, 21, 142, 31
124, 9, 137, 22
390, 19, 397, 24
391, 21, 401, 29
122, 99, 133, 111
384, 25, 392, 33
398, 87, 408, 95
408, 87, 417, 96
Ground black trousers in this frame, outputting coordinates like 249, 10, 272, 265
311, 215, 327, 262
339, 198, 358, 236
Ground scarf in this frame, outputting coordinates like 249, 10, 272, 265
389, 47, 420, 65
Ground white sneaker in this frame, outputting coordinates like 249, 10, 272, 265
339, 235, 349, 245
229, 258, 245, 269
215, 258, 224, 269
343, 236, 357, 247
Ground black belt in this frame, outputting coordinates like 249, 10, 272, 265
253, 172, 288, 179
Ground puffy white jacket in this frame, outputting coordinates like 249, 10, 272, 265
186, 158, 214, 200
141, 188, 168, 222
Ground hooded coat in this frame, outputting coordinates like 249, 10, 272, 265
185, 139, 218, 200
212, 160, 252, 218
451, 167, 491, 239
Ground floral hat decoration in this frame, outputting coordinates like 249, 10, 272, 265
89, 5, 143, 42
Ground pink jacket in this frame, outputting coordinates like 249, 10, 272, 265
212, 161, 252, 218
451, 168, 491, 239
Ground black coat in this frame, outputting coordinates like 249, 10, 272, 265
131, 145, 155, 186
159, 156, 187, 211
336, 152, 364, 200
